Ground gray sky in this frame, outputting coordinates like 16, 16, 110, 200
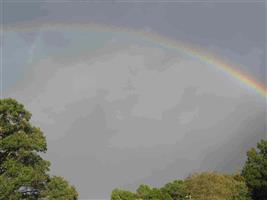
2, 1, 267, 199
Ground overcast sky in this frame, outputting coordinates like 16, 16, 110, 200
2, 1, 266, 199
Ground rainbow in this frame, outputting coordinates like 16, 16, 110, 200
6, 22, 267, 97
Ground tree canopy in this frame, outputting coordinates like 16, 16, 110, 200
0, 98, 78, 200
242, 140, 267, 200
110, 140, 267, 200
111, 172, 251, 200
184, 172, 251, 200
161, 180, 187, 200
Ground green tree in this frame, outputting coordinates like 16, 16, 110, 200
242, 140, 267, 200
161, 180, 188, 200
136, 184, 172, 200
0, 98, 78, 200
184, 172, 250, 200
111, 189, 136, 200
136, 184, 152, 198
41, 176, 78, 200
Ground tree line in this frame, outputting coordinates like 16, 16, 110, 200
111, 137, 267, 200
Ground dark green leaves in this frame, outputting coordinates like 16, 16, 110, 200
242, 140, 267, 200
0, 98, 78, 199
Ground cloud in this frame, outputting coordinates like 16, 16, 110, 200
7, 43, 266, 198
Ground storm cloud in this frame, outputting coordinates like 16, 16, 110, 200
7, 42, 265, 198
3, 2, 266, 199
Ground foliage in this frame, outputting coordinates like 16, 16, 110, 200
136, 184, 172, 200
242, 140, 267, 200
110, 172, 251, 200
161, 180, 188, 200
184, 172, 251, 200
111, 189, 136, 200
0, 98, 78, 200
41, 176, 78, 200
111, 184, 173, 200
136, 184, 152, 198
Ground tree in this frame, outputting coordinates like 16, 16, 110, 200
111, 184, 173, 200
111, 189, 136, 200
136, 184, 152, 198
136, 184, 172, 200
242, 140, 267, 200
161, 180, 188, 200
41, 176, 78, 200
0, 98, 78, 199
184, 172, 250, 200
